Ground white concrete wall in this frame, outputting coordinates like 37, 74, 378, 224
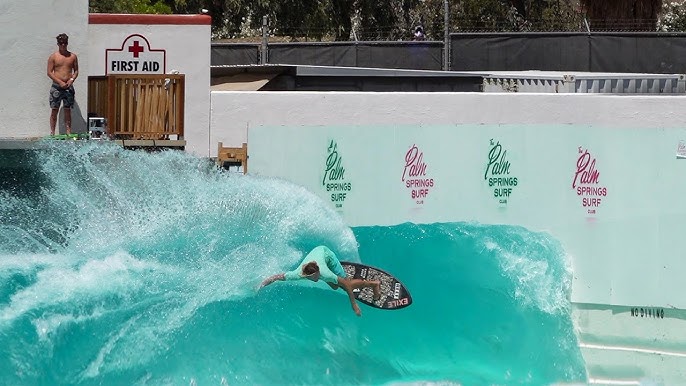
0, 0, 89, 137
210, 91, 686, 311
88, 16, 210, 156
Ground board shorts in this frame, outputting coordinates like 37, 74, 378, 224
283, 246, 346, 284
49, 82, 75, 109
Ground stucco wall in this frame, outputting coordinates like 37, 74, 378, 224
88, 16, 211, 156
209, 91, 685, 152
210, 91, 686, 310
0, 0, 89, 137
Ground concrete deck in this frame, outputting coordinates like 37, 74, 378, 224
0, 138, 186, 150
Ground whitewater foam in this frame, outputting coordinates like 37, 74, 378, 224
0, 143, 586, 385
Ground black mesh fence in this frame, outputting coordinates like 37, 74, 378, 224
588, 34, 686, 73
450, 33, 590, 71
451, 32, 686, 73
211, 43, 259, 66
212, 41, 443, 70
211, 33, 686, 74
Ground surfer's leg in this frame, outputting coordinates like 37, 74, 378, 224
64, 107, 72, 135
346, 279, 381, 300
373, 282, 380, 300
371, 281, 381, 300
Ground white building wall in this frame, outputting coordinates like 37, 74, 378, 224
210, 91, 686, 309
0, 0, 89, 137
88, 16, 211, 156
209, 91, 684, 151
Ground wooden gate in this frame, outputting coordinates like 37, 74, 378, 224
88, 74, 184, 140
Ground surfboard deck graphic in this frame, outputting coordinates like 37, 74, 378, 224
341, 261, 412, 310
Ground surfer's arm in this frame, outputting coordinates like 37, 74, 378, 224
337, 277, 361, 316
259, 273, 285, 289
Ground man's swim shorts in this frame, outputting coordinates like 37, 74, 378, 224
49, 82, 75, 109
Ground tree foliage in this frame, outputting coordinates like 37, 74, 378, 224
89, 0, 672, 40
659, 1, 686, 31
580, 0, 663, 30
89, 0, 172, 14
247, 0, 337, 40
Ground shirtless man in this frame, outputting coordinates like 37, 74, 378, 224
47, 33, 79, 135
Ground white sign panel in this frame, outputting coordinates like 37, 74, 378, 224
105, 34, 166, 74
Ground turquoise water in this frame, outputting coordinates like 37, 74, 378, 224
0, 143, 586, 385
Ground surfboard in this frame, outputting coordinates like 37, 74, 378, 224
45, 133, 88, 140
340, 261, 412, 310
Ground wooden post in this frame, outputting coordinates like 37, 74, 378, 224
177, 75, 185, 139
217, 142, 248, 174
107, 75, 115, 136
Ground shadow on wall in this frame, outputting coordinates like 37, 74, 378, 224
55, 101, 86, 135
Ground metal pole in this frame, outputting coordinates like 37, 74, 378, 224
444, 0, 450, 71
261, 16, 269, 64
583, 17, 591, 35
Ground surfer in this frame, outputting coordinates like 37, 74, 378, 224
259, 245, 381, 316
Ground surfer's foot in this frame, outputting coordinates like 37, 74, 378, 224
353, 303, 361, 316
372, 280, 381, 300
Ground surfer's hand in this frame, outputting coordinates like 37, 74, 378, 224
258, 279, 270, 290
257, 279, 268, 291
353, 303, 361, 317
259, 274, 284, 290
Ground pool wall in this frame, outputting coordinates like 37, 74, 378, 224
211, 91, 686, 383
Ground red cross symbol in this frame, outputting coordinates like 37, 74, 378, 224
128, 41, 144, 58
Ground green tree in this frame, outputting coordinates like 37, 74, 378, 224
398, 0, 581, 37
89, 0, 172, 14
356, 0, 425, 40
448, 0, 583, 32
90, 0, 669, 40
246, 0, 336, 40
659, 1, 686, 31
454, 0, 512, 31
163, 0, 249, 38
580, 0, 663, 30
329, 0, 356, 40
406, 0, 445, 39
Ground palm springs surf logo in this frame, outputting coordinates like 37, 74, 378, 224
484, 139, 518, 205
402, 144, 434, 205
322, 140, 352, 208
572, 146, 607, 215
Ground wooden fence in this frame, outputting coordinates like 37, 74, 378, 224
88, 74, 185, 140
217, 142, 248, 174
88, 77, 109, 121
